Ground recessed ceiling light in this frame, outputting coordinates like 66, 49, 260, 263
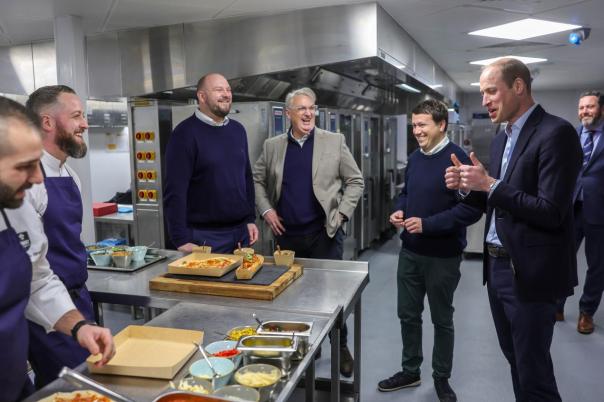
469, 55, 547, 65
397, 83, 421, 93
469, 18, 581, 40
429, 84, 443, 89
470, 82, 480, 86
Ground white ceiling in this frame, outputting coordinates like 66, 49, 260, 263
0, 0, 602, 92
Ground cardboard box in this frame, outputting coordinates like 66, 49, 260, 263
92, 202, 118, 217
87, 325, 203, 379
168, 253, 243, 277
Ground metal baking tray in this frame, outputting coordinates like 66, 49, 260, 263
87, 250, 167, 272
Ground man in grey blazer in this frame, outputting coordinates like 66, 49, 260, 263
253, 87, 364, 377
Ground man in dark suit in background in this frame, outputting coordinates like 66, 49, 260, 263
445, 58, 582, 401
557, 91, 604, 334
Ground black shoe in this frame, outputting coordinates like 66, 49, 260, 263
340, 345, 353, 378
434, 377, 457, 402
377, 371, 421, 392
314, 346, 322, 360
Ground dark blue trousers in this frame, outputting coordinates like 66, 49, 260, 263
487, 255, 561, 402
191, 223, 250, 254
558, 201, 604, 315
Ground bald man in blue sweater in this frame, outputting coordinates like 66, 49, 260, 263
164, 73, 258, 253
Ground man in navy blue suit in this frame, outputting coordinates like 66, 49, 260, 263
445, 58, 582, 401
557, 91, 604, 334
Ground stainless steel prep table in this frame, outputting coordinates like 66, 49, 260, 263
24, 302, 337, 402
87, 250, 369, 402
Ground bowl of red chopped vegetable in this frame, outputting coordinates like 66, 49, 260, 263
206, 340, 242, 367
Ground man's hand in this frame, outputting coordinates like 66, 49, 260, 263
389, 210, 405, 228
445, 154, 463, 190
76, 325, 115, 367
264, 209, 285, 235
247, 223, 259, 245
177, 243, 197, 253
458, 152, 496, 192
404, 217, 423, 234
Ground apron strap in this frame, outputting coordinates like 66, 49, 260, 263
0, 209, 12, 229
40, 163, 46, 178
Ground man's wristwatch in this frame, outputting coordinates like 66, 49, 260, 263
71, 320, 97, 341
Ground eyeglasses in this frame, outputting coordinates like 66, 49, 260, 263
290, 105, 317, 114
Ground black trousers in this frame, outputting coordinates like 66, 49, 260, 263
487, 255, 560, 402
276, 228, 348, 344
558, 201, 604, 316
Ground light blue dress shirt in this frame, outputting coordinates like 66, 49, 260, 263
485, 104, 538, 246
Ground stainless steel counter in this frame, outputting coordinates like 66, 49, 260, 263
24, 302, 337, 402
86, 251, 369, 402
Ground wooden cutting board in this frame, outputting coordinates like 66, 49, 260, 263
149, 263, 303, 300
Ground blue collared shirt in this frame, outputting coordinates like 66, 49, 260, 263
580, 121, 603, 155
486, 103, 538, 246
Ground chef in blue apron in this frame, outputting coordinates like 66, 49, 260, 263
26, 85, 99, 388
0, 96, 114, 401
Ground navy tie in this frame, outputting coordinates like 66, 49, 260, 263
583, 130, 595, 167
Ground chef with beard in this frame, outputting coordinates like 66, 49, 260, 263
0, 96, 114, 402
25, 85, 99, 388
164, 73, 258, 253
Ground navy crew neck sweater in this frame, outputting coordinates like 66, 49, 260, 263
277, 132, 326, 236
395, 142, 482, 257
163, 115, 255, 247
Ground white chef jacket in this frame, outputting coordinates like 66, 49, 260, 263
28, 151, 82, 216
0, 195, 76, 332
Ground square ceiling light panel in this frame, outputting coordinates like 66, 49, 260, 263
469, 18, 581, 40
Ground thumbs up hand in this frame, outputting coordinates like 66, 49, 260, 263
445, 153, 463, 190
458, 152, 496, 192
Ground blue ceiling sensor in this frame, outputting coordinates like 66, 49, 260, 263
569, 28, 591, 45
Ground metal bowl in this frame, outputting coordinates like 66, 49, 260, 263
111, 251, 132, 268
212, 385, 259, 402
90, 250, 112, 266
127, 246, 148, 262
234, 364, 281, 402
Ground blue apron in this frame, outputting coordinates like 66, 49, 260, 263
28, 167, 95, 388
0, 209, 34, 401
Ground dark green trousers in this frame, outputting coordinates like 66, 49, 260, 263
397, 248, 461, 379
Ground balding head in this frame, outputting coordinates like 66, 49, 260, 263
195, 73, 232, 122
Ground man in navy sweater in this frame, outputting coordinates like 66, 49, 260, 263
164, 73, 258, 253
378, 100, 481, 402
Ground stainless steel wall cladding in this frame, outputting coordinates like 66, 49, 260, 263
119, 25, 186, 96
0, 41, 56, 96
87, 32, 123, 99
183, 3, 378, 85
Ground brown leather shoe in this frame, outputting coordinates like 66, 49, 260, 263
578, 312, 594, 334
555, 312, 565, 322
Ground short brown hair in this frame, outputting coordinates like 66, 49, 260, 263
412, 99, 449, 132
26, 85, 76, 125
488, 58, 532, 93
580, 90, 603, 107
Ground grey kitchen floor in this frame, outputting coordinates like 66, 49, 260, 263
102, 236, 604, 401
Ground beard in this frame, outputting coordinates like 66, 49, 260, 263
582, 113, 601, 129
208, 98, 231, 118
56, 125, 87, 159
0, 181, 27, 209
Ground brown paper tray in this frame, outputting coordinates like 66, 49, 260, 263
87, 325, 203, 379
168, 253, 243, 277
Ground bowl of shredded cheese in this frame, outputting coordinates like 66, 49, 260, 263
234, 364, 281, 402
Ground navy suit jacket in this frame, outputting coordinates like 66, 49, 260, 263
465, 105, 582, 301
575, 125, 604, 224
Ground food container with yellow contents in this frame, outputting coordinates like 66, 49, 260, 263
256, 321, 313, 359
226, 326, 257, 341
234, 364, 281, 402
272, 250, 294, 266
178, 376, 213, 395
236, 335, 298, 375
233, 247, 255, 256
111, 250, 132, 268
